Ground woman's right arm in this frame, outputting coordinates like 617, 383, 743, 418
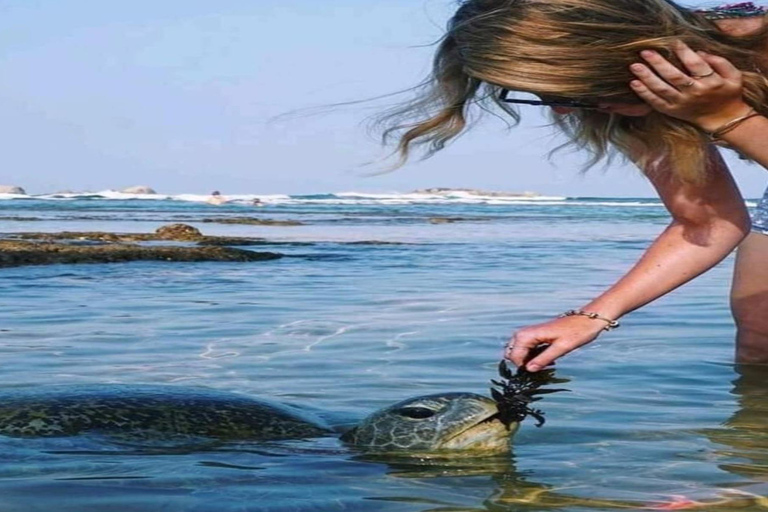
507, 147, 751, 371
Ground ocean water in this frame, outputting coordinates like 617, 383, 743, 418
1, 191, 768, 511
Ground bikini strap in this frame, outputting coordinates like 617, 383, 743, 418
695, 2, 767, 20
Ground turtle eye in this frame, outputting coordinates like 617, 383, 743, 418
397, 407, 436, 419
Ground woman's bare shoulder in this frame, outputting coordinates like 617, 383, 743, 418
713, 16, 768, 65
713, 16, 766, 37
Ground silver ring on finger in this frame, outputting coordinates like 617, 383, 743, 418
691, 70, 715, 79
680, 79, 695, 88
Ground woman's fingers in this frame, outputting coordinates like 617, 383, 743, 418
524, 343, 573, 372
630, 79, 670, 110
507, 316, 606, 371
507, 329, 577, 372
630, 62, 682, 102
673, 40, 716, 78
506, 330, 538, 368
629, 42, 749, 128
639, 50, 695, 91
699, 51, 742, 80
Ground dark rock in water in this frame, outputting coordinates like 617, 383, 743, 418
155, 223, 203, 240
347, 240, 406, 245
12, 224, 268, 247
0, 216, 43, 222
0, 224, 418, 267
0, 223, 280, 267
202, 217, 304, 226
0, 240, 281, 268
16, 231, 147, 243
197, 238, 269, 247
428, 217, 458, 224
428, 217, 492, 224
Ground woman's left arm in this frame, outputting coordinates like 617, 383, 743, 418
630, 41, 768, 169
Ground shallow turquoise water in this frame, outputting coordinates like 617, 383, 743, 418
1, 195, 768, 511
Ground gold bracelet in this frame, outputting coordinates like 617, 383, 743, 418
708, 109, 760, 143
560, 309, 620, 331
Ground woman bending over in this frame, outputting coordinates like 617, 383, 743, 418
382, 0, 768, 370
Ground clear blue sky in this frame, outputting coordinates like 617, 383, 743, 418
0, 0, 764, 197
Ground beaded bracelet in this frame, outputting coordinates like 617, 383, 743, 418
560, 309, 621, 331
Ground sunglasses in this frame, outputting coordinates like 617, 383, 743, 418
498, 88, 599, 109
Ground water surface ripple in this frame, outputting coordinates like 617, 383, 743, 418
0, 196, 765, 511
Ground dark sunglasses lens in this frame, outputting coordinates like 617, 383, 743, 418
540, 96, 596, 108
498, 90, 596, 108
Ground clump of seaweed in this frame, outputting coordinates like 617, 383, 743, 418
490, 348, 569, 428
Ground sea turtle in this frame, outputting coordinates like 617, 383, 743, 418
0, 385, 511, 454
0, 362, 562, 454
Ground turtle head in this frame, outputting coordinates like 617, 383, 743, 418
340, 392, 514, 455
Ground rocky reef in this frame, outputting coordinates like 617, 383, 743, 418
15, 224, 268, 247
201, 217, 303, 226
0, 224, 282, 268
427, 217, 493, 224
0, 242, 280, 268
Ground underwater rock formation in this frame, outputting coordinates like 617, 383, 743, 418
0, 224, 281, 267
201, 217, 304, 226
0, 240, 281, 268
13, 224, 267, 246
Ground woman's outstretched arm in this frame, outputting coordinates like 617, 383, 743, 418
507, 149, 751, 371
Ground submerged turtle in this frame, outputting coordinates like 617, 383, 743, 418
0, 386, 509, 454
0, 362, 564, 454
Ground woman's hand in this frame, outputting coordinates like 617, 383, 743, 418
629, 41, 751, 132
505, 315, 609, 372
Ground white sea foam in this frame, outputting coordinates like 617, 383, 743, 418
335, 190, 568, 202
0, 189, 570, 205
12, 190, 291, 205
0, 193, 29, 200
2, 189, 757, 208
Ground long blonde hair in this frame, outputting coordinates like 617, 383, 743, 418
380, 0, 768, 182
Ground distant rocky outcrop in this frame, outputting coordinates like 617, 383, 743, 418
0, 185, 26, 195
0, 216, 41, 222
414, 188, 540, 198
121, 186, 157, 194
201, 217, 303, 227
427, 217, 459, 224
428, 216, 493, 224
